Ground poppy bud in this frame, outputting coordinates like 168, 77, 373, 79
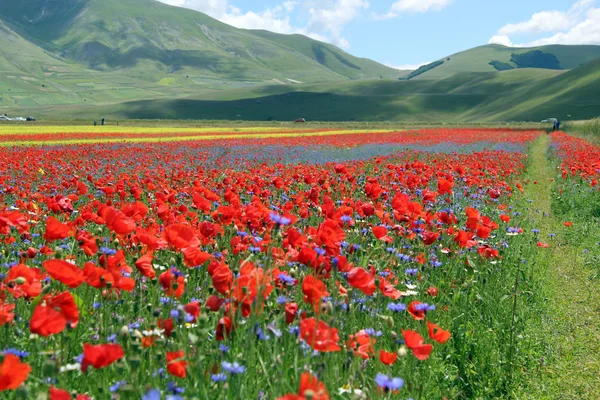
14, 277, 27, 285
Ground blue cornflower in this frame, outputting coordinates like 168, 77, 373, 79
142, 389, 161, 400
211, 373, 227, 382
109, 381, 126, 393
278, 274, 295, 285
166, 381, 185, 394
387, 302, 406, 312
219, 344, 229, 353
269, 212, 291, 226
314, 248, 326, 256
2, 349, 29, 358
222, 361, 246, 374
277, 295, 289, 305
375, 373, 404, 391
405, 268, 418, 276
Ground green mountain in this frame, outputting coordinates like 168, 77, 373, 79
407, 44, 600, 80
22, 60, 596, 122
0, 0, 399, 84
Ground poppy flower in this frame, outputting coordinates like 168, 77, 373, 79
564, 221, 573, 227
379, 278, 401, 299
537, 241, 549, 248
166, 351, 187, 378
4, 264, 43, 299
302, 275, 328, 311
379, 350, 398, 365
43, 259, 85, 288
407, 301, 426, 320
372, 226, 392, 242
346, 330, 375, 359
43, 216, 72, 242
285, 302, 298, 324
135, 251, 156, 279
437, 177, 453, 195
422, 231, 439, 245
30, 292, 79, 336
0, 301, 15, 326
347, 267, 376, 296
402, 329, 433, 360
208, 261, 233, 295
299, 318, 341, 352
99, 206, 136, 235
0, 354, 31, 391
316, 219, 345, 255
216, 316, 233, 341
159, 269, 185, 298
427, 321, 451, 344
49, 387, 71, 400
81, 343, 124, 372
277, 372, 329, 400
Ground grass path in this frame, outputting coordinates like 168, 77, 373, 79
518, 134, 600, 399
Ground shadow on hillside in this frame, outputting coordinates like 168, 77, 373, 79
117, 91, 489, 122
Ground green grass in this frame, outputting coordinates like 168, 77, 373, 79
512, 135, 600, 399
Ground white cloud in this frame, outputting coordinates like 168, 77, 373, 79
385, 62, 429, 70
375, 0, 451, 20
157, 0, 367, 49
490, 0, 600, 47
488, 35, 513, 47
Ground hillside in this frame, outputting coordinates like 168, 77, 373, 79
8, 60, 597, 122
0, 0, 399, 84
408, 44, 600, 80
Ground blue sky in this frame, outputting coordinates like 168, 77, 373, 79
158, 0, 600, 69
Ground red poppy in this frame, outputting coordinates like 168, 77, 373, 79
437, 177, 453, 194
403, 329, 433, 360
0, 354, 31, 391
427, 321, 451, 344
564, 221, 573, 227
285, 302, 298, 324
49, 387, 71, 400
0, 301, 15, 326
135, 251, 156, 279
163, 224, 199, 250
158, 318, 174, 337
99, 206, 136, 235
184, 301, 201, 322
216, 316, 233, 341
166, 351, 187, 378
43, 216, 72, 242
347, 267, 376, 296
4, 264, 43, 299
346, 330, 376, 359
205, 294, 224, 312
302, 275, 328, 311
537, 241, 549, 248
277, 372, 329, 400
159, 269, 185, 298
83, 262, 115, 289
30, 292, 79, 336
316, 219, 345, 255
81, 343, 124, 372
208, 261, 233, 295
407, 300, 426, 320
422, 231, 439, 245
379, 350, 398, 365
299, 318, 341, 352
43, 259, 85, 288
379, 278, 401, 299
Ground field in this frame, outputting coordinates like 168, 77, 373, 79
0, 125, 599, 399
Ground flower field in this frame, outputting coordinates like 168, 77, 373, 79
0, 127, 597, 399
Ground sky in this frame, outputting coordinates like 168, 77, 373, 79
157, 0, 600, 70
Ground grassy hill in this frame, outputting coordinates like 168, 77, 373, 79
0, 0, 399, 84
7, 61, 597, 122
409, 44, 600, 80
